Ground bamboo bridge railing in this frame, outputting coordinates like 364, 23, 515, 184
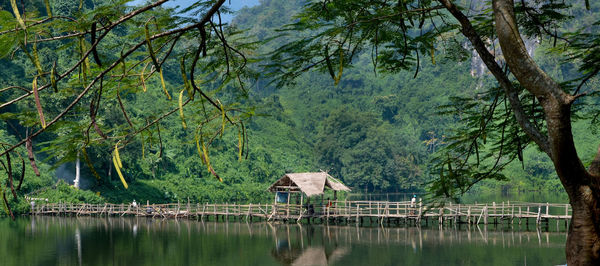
30, 200, 572, 227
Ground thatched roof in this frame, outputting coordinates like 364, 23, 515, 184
268, 172, 351, 197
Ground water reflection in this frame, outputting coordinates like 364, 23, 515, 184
75, 227, 82, 266
272, 246, 349, 266
270, 224, 349, 266
264, 222, 565, 265
1, 217, 568, 266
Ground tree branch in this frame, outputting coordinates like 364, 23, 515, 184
492, 0, 570, 103
492, 0, 591, 196
0, 0, 169, 110
0, 0, 228, 158
438, 0, 551, 155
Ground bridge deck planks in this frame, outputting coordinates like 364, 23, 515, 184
30, 200, 571, 226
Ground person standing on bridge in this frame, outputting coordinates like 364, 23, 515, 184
410, 195, 417, 215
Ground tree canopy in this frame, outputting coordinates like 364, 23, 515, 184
1, 0, 600, 263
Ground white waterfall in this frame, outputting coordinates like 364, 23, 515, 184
74, 151, 80, 189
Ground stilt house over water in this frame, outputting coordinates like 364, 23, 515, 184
267, 172, 351, 205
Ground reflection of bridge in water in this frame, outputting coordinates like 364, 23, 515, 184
28, 216, 566, 249
21, 216, 567, 266
32, 200, 572, 229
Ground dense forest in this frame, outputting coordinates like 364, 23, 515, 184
0, 0, 597, 212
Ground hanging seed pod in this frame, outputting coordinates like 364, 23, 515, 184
5, 152, 16, 200
324, 45, 335, 80
32, 77, 47, 129
140, 63, 148, 92
16, 157, 25, 190
430, 45, 435, 65
334, 48, 344, 85
31, 41, 44, 77
201, 137, 211, 172
10, 0, 26, 30
121, 49, 127, 77
1, 184, 14, 220
141, 133, 145, 159
0, 186, 8, 216
474, 141, 480, 166
79, 37, 88, 82
112, 153, 128, 189
50, 61, 58, 92
208, 165, 223, 182
480, 117, 486, 144
197, 133, 221, 182
145, 21, 170, 99
44, 0, 52, 17
178, 89, 187, 129
26, 138, 40, 176
82, 147, 101, 180
195, 133, 203, 160
90, 112, 107, 139
159, 69, 171, 100
218, 100, 225, 137
242, 123, 248, 159
517, 137, 524, 170
114, 143, 123, 168
585, 0, 590, 10
156, 122, 164, 158
238, 129, 242, 161
180, 57, 193, 100
90, 22, 102, 67
144, 23, 159, 68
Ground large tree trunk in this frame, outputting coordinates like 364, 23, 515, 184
569, 150, 600, 264
491, 1, 600, 264
438, 0, 600, 264
568, 189, 600, 265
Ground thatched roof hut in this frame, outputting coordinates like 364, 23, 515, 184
268, 172, 351, 197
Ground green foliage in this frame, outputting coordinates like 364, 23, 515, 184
34, 180, 104, 204
315, 108, 423, 192
265, 0, 600, 203
1, 0, 598, 209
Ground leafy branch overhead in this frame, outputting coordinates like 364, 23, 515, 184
268, 0, 600, 200
0, 0, 259, 192
265, 1, 600, 260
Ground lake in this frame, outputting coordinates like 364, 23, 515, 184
0, 217, 567, 265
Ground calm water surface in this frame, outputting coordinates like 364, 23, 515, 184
0, 217, 566, 265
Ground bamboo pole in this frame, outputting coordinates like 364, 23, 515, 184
484, 204, 488, 225
467, 206, 471, 224
536, 204, 542, 225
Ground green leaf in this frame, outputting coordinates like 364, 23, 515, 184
0, 35, 17, 59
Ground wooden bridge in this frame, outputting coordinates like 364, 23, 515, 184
31, 200, 572, 227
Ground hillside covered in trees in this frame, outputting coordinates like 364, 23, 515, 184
0, 0, 596, 209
